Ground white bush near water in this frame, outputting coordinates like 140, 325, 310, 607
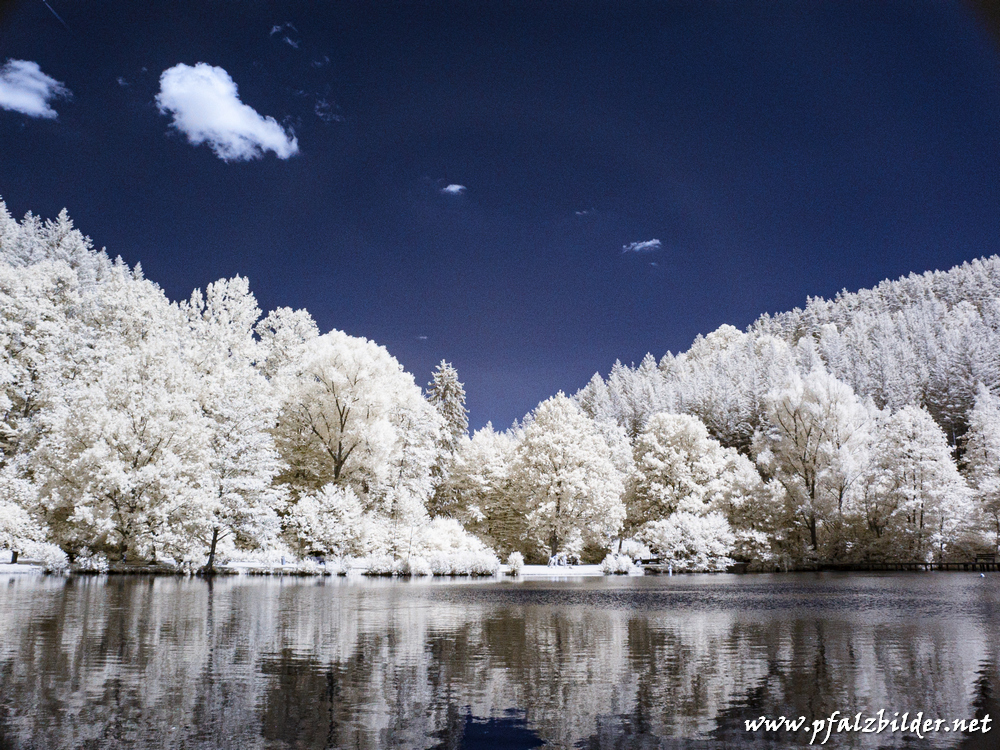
506, 551, 524, 575
639, 511, 736, 572
361, 517, 501, 576
11, 541, 69, 573
619, 539, 652, 561
600, 553, 642, 575
72, 552, 110, 573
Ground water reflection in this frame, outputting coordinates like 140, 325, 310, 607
1, 573, 998, 749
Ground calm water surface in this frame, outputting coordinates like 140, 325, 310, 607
1, 572, 999, 749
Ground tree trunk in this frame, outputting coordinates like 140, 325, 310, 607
205, 527, 220, 574
10, 550, 17, 564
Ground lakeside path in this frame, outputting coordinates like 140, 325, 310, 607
0, 563, 43, 574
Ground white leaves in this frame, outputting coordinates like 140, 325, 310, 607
860, 404, 972, 560
638, 512, 735, 572
600, 553, 641, 574
183, 276, 283, 555
628, 412, 764, 529
756, 368, 874, 551
512, 393, 626, 557
6, 200, 1000, 571
285, 483, 364, 558
273, 329, 443, 555
427, 360, 469, 449
0, 468, 45, 552
32, 275, 214, 559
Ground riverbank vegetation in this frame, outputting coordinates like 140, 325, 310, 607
3, 201, 1000, 573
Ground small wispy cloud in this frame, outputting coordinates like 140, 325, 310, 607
0, 59, 71, 119
575, 209, 592, 216
441, 184, 466, 195
155, 62, 299, 162
622, 239, 662, 253
270, 22, 301, 49
314, 98, 343, 123
116, 76, 128, 87
417, 335, 428, 341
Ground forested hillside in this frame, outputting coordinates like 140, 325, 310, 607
573, 256, 1000, 565
3, 201, 1000, 572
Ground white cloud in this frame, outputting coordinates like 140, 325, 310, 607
622, 239, 662, 253
0, 59, 71, 119
156, 63, 299, 162
441, 184, 466, 195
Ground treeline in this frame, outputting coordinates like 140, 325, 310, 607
0, 201, 495, 572
2, 201, 1000, 572
434, 256, 1000, 569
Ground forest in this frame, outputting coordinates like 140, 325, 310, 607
3, 200, 1000, 574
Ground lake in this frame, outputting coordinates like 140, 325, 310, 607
1, 572, 998, 749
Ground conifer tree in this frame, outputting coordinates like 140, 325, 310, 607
426, 360, 469, 451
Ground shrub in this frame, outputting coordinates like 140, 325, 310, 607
21, 541, 69, 573
506, 551, 524, 576
600, 553, 641, 575
638, 512, 735, 572
73, 552, 109, 573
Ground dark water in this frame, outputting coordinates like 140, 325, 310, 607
1, 573, 999, 749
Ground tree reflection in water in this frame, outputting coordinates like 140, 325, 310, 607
1, 573, 999, 749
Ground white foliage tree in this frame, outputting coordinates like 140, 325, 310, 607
860, 405, 973, 561
0, 259, 86, 473
426, 360, 469, 450
425, 360, 470, 516
254, 305, 319, 381
628, 413, 752, 524
284, 483, 364, 559
638, 511, 736, 572
0, 466, 47, 560
756, 368, 873, 557
433, 423, 523, 555
510, 393, 626, 559
673, 326, 796, 451
0, 200, 112, 284
273, 330, 443, 556
963, 384, 1000, 553
32, 270, 213, 561
182, 277, 284, 570
627, 412, 779, 565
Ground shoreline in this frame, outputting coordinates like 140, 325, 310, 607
5, 560, 1000, 578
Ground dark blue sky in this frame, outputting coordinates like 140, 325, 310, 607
1, 1, 999, 430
